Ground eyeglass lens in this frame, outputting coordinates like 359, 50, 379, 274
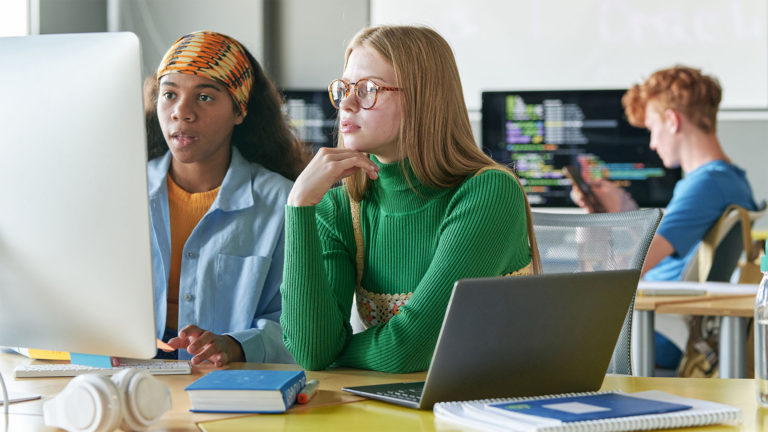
330, 79, 377, 109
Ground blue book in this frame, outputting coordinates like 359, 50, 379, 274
185, 370, 307, 413
487, 392, 690, 425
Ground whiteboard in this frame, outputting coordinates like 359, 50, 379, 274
371, 0, 768, 111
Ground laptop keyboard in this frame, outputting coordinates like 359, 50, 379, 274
380, 385, 424, 402
359, 381, 425, 403
14, 359, 191, 378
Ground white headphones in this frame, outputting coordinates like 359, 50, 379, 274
43, 368, 171, 432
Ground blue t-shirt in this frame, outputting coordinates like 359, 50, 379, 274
644, 160, 757, 281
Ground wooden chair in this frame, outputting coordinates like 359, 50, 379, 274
681, 202, 767, 283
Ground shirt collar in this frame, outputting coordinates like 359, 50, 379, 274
215, 147, 254, 212
148, 147, 255, 212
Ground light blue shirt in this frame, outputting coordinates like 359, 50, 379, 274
645, 160, 757, 281
147, 147, 295, 363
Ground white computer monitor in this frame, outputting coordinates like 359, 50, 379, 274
0, 32, 156, 359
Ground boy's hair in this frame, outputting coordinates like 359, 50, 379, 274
622, 65, 721, 134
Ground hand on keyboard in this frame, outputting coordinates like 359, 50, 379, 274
167, 324, 244, 367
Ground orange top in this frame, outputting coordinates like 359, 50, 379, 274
166, 174, 219, 330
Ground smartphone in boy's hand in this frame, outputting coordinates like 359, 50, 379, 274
563, 165, 605, 213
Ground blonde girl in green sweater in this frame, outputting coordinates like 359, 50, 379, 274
281, 25, 539, 373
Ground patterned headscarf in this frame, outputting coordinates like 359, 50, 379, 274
157, 31, 253, 116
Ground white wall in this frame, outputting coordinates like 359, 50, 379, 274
0, 0, 28, 36
371, 0, 768, 111
272, 0, 368, 89
107, 0, 265, 79
105, 0, 367, 88
38, 0, 106, 34
717, 116, 768, 229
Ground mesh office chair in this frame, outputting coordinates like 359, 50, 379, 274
531, 208, 663, 375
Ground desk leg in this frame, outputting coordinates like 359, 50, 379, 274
719, 316, 746, 379
632, 310, 655, 377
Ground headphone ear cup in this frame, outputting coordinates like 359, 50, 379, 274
43, 374, 122, 432
111, 368, 172, 430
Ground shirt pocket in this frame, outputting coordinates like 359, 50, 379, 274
213, 254, 272, 334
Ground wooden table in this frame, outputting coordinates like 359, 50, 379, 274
633, 294, 697, 376
633, 293, 754, 377
657, 295, 755, 379
0, 351, 763, 431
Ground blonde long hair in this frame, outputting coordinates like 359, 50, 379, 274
341, 25, 502, 200
340, 25, 540, 273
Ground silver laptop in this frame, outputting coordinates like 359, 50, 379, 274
343, 270, 640, 409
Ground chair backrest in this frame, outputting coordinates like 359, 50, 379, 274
681, 203, 768, 283
531, 208, 663, 375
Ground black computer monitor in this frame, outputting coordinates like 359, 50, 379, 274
282, 89, 337, 153
481, 90, 681, 208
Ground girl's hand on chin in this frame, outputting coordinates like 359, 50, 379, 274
287, 147, 379, 207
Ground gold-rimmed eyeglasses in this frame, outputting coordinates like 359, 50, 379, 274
328, 79, 400, 110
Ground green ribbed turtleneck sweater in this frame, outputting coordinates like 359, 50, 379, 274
280, 157, 531, 373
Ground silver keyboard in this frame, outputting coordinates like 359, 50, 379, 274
14, 359, 191, 378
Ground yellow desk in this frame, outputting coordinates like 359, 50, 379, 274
0, 351, 421, 431
1, 351, 763, 431
200, 375, 763, 431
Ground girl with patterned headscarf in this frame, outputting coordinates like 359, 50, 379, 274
144, 31, 307, 366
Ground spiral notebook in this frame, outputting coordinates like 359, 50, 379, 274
434, 390, 741, 432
